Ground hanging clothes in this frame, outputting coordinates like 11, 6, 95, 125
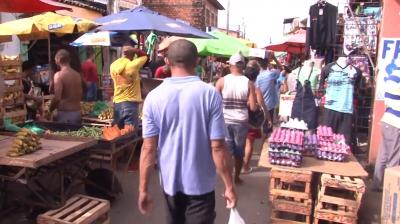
307, 2, 338, 50
291, 66, 318, 130
343, 16, 378, 55
307, 1, 338, 63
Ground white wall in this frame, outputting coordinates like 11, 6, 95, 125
0, 13, 21, 56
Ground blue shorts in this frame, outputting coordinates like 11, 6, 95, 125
113, 101, 139, 129
225, 123, 248, 158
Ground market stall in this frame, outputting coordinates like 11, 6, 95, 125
257, 118, 368, 224
0, 133, 97, 209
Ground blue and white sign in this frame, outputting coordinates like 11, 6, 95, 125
376, 39, 400, 100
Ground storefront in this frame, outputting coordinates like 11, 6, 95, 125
369, 0, 400, 163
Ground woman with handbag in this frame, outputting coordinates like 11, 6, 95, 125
243, 61, 272, 174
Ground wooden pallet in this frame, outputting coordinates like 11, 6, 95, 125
272, 209, 311, 224
270, 168, 313, 203
314, 174, 365, 224
269, 168, 313, 224
37, 194, 110, 224
314, 211, 357, 224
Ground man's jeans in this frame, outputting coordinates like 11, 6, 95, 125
113, 101, 139, 129
372, 122, 400, 190
86, 82, 97, 102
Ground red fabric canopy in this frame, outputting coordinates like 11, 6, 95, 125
265, 29, 307, 54
0, 0, 70, 13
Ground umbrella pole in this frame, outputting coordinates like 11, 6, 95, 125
48, 34, 51, 65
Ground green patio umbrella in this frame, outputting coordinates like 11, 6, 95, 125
188, 31, 250, 57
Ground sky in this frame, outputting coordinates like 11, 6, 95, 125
217, 0, 347, 47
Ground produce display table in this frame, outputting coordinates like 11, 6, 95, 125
258, 144, 368, 177
0, 135, 96, 168
0, 134, 97, 210
34, 121, 142, 194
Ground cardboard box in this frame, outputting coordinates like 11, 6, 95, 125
382, 166, 400, 224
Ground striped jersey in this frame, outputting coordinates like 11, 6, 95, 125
382, 70, 400, 128
222, 74, 249, 124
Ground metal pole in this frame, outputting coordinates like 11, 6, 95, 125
226, 0, 230, 34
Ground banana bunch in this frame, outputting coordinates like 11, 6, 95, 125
98, 108, 113, 120
1, 55, 19, 61
8, 128, 41, 157
2, 91, 22, 102
81, 102, 95, 116
5, 68, 19, 73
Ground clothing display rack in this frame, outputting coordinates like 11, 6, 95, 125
335, 0, 381, 150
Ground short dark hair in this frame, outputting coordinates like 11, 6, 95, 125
257, 58, 269, 69
167, 39, 198, 69
244, 66, 260, 82
55, 49, 71, 65
86, 47, 95, 57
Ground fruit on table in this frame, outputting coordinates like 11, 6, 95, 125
98, 107, 113, 120
8, 128, 41, 157
102, 125, 121, 140
52, 126, 102, 139
81, 102, 95, 116
120, 124, 135, 135
2, 91, 22, 102
1, 55, 19, 61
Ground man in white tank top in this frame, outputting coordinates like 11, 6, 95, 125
216, 53, 257, 184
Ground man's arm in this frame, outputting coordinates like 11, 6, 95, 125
139, 136, 158, 193
248, 81, 257, 112
211, 139, 237, 208
215, 77, 224, 93
49, 72, 62, 113
138, 136, 157, 215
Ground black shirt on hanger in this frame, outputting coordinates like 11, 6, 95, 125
307, 2, 338, 50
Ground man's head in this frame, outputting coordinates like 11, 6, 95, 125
165, 39, 198, 75
87, 47, 95, 60
122, 43, 136, 60
55, 49, 71, 67
257, 57, 269, 70
227, 53, 245, 75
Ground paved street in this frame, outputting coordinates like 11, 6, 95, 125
111, 154, 271, 224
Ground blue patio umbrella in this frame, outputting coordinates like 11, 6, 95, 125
95, 6, 214, 38
70, 31, 137, 47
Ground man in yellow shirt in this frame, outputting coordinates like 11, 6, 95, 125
110, 44, 148, 129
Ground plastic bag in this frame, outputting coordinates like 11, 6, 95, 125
228, 208, 245, 224
91, 101, 109, 117
4, 118, 21, 132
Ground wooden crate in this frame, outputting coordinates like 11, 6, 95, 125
314, 174, 365, 224
4, 108, 27, 124
270, 168, 313, 203
37, 194, 110, 224
269, 168, 313, 224
272, 209, 311, 224
314, 211, 357, 224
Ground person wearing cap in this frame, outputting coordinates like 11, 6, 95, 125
139, 39, 237, 223
110, 44, 148, 129
216, 53, 257, 184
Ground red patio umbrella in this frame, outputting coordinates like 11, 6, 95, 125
265, 29, 306, 54
0, 0, 69, 13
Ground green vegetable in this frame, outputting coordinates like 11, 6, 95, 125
53, 126, 102, 139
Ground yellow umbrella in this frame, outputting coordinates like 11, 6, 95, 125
0, 12, 96, 40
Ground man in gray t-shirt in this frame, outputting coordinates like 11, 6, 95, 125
139, 40, 237, 224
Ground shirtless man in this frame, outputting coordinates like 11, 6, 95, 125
49, 49, 83, 124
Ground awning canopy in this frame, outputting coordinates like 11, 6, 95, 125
0, 0, 70, 13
